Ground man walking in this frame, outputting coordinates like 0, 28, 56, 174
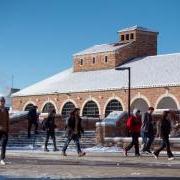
141, 107, 155, 153
62, 108, 86, 157
27, 105, 39, 138
44, 108, 58, 152
153, 111, 174, 160
0, 97, 9, 165
124, 109, 142, 157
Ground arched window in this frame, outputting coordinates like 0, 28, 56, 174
62, 102, 75, 119
157, 97, 178, 110
42, 102, 55, 113
131, 98, 149, 113
82, 101, 99, 118
24, 103, 34, 111
105, 99, 123, 117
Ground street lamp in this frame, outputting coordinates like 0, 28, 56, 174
115, 67, 131, 117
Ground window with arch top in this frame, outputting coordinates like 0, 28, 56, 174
82, 100, 99, 118
42, 102, 55, 113
105, 99, 123, 117
62, 101, 76, 119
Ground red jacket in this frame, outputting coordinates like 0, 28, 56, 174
127, 115, 142, 133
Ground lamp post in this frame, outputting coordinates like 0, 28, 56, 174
115, 67, 131, 117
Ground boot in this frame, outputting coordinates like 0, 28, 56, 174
61, 151, 67, 156
53, 147, 59, 152
78, 151, 86, 157
44, 147, 49, 152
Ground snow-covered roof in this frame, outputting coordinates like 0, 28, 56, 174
117, 25, 158, 33
12, 53, 180, 97
73, 42, 131, 56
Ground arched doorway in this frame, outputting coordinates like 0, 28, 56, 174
105, 99, 123, 117
131, 98, 149, 113
24, 103, 34, 111
156, 97, 178, 109
42, 102, 56, 113
82, 100, 99, 118
61, 101, 76, 119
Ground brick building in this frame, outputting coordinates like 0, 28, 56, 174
12, 25, 180, 120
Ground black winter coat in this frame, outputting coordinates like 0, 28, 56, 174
28, 108, 38, 123
65, 116, 84, 137
160, 118, 171, 138
45, 115, 57, 131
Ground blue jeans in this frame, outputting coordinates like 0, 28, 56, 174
62, 134, 82, 154
141, 131, 154, 151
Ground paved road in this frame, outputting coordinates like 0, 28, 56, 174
0, 151, 180, 179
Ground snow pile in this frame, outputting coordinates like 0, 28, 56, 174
9, 111, 28, 122
84, 146, 123, 153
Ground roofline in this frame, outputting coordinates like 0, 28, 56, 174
117, 25, 159, 34
73, 42, 132, 57
12, 84, 180, 98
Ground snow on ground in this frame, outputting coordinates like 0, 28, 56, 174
7, 145, 180, 155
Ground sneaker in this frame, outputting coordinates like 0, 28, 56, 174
78, 152, 86, 157
153, 152, 158, 159
0, 160, 6, 165
145, 150, 152, 154
124, 149, 128, 157
61, 151, 67, 156
168, 157, 175, 161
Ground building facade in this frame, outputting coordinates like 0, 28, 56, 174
12, 26, 180, 119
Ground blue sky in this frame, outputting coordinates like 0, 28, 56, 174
0, 0, 180, 94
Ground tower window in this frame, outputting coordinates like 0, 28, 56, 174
80, 59, 83, 65
121, 35, 124, 41
130, 33, 134, 40
105, 56, 108, 63
126, 34, 129, 40
93, 57, 96, 64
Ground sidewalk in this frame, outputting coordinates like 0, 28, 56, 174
0, 150, 180, 179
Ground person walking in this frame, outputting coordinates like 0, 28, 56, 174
62, 108, 86, 157
141, 107, 155, 154
44, 109, 58, 152
27, 105, 39, 138
0, 97, 9, 165
153, 111, 174, 160
124, 109, 142, 157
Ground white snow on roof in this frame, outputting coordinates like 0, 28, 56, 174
117, 25, 158, 33
12, 53, 180, 97
73, 42, 131, 56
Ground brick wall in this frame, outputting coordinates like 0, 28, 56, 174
73, 52, 116, 72
12, 86, 180, 119
73, 29, 158, 72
